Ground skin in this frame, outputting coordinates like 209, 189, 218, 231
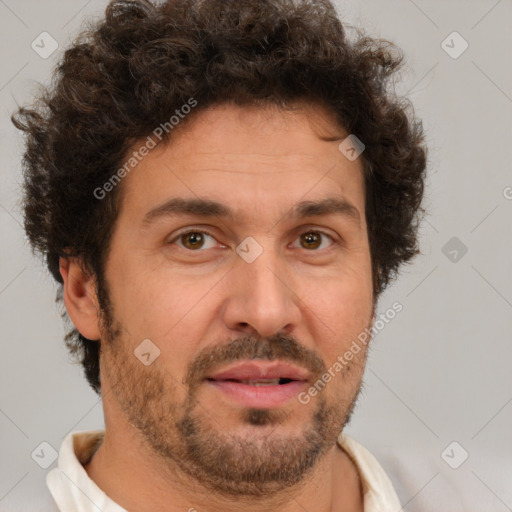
60, 101, 375, 512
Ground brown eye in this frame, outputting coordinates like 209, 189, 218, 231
181, 232, 205, 250
172, 230, 218, 251
169, 229, 224, 252
294, 230, 334, 251
300, 232, 321, 249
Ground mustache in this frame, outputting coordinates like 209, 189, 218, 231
184, 333, 326, 389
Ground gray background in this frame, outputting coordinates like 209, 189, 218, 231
1, 0, 511, 510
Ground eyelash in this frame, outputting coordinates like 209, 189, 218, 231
169, 228, 337, 252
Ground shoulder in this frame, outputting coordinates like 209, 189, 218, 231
337, 432, 403, 511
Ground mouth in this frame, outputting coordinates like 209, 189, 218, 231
204, 361, 310, 408
206, 377, 297, 386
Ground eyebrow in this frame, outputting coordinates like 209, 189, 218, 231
142, 196, 361, 227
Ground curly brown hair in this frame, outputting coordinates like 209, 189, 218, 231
12, 0, 426, 394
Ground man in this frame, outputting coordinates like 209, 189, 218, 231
13, 0, 426, 510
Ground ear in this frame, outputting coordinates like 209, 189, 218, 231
60, 257, 102, 340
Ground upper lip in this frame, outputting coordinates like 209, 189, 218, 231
206, 361, 310, 382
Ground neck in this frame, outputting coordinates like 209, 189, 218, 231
84, 426, 363, 512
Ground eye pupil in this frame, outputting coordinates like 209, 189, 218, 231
183, 232, 204, 249
301, 232, 321, 249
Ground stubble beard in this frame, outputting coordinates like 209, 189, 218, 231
98, 291, 366, 498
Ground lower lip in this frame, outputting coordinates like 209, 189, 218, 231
205, 380, 307, 408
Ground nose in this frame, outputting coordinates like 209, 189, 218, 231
221, 243, 302, 339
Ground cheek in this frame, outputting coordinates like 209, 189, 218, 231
302, 269, 373, 359
108, 256, 199, 324
308, 279, 373, 399
106, 262, 218, 363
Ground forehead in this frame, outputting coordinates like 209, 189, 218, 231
117, 102, 366, 224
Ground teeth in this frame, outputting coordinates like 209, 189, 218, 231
239, 379, 280, 386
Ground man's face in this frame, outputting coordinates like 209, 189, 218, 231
98, 102, 374, 496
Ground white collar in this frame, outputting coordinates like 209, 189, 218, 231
47, 429, 401, 511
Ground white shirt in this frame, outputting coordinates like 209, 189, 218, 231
44, 429, 402, 511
